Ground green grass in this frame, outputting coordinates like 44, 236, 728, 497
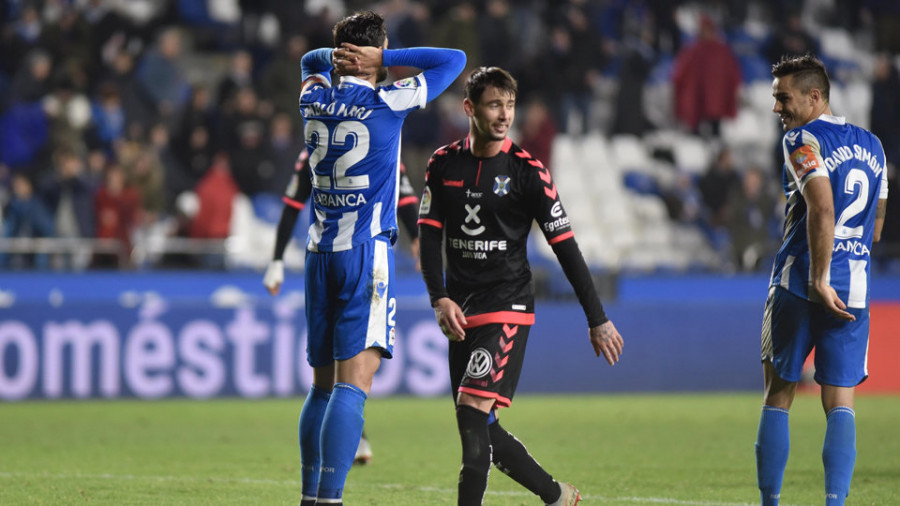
1, 394, 898, 505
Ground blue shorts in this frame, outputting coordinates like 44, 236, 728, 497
304, 236, 396, 368
761, 286, 869, 387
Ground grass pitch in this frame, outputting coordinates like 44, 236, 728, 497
1, 393, 898, 505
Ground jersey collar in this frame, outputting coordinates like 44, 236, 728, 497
339, 76, 375, 89
817, 113, 846, 125
463, 135, 513, 154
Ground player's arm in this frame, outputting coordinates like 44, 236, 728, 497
300, 48, 333, 92
874, 198, 887, 242
263, 152, 313, 295
397, 163, 421, 269
417, 157, 467, 340
334, 44, 466, 103
527, 153, 622, 363
874, 162, 888, 242
804, 176, 854, 321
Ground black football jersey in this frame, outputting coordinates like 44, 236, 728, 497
418, 137, 574, 316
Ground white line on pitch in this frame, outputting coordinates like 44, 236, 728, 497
0, 470, 766, 505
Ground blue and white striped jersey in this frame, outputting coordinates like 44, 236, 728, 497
770, 114, 889, 309
300, 74, 426, 252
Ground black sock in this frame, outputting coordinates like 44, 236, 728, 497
490, 420, 560, 503
299, 500, 316, 506
456, 405, 492, 505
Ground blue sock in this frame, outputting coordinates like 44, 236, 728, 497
823, 406, 856, 506
299, 385, 331, 502
755, 406, 790, 506
317, 382, 367, 501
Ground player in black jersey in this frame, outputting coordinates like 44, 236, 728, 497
262, 149, 421, 467
418, 67, 625, 506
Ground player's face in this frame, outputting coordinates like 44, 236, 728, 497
772, 75, 815, 131
466, 86, 515, 143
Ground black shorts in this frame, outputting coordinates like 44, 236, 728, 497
449, 322, 531, 408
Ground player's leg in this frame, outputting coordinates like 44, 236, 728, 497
489, 414, 577, 505
756, 287, 811, 506
298, 365, 334, 506
300, 251, 335, 506
815, 307, 868, 506
317, 349, 382, 503
456, 391, 496, 506
316, 237, 395, 504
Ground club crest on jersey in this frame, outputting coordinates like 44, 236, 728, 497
466, 348, 492, 379
493, 175, 510, 196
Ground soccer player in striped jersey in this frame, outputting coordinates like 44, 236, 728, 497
756, 54, 889, 506
263, 11, 465, 506
419, 67, 624, 506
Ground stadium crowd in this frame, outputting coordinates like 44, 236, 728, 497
1, 0, 898, 272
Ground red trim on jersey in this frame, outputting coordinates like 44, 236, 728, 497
398, 196, 419, 207
548, 231, 574, 245
443, 179, 464, 187
501, 137, 512, 153
476, 160, 482, 186
418, 218, 443, 229
457, 387, 512, 408
463, 311, 535, 329
515, 149, 531, 158
283, 197, 305, 210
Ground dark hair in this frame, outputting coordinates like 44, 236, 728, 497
465, 67, 518, 104
333, 11, 387, 48
771, 54, 830, 102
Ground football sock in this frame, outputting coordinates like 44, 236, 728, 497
298, 385, 331, 503
317, 382, 367, 503
489, 420, 560, 503
755, 405, 790, 506
823, 406, 856, 506
456, 404, 491, 506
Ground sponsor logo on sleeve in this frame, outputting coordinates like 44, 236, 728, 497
419, 187, 432, 215
790, 144, 820, 178
394, 77, 417, 89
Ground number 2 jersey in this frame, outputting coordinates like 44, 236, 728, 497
771, 114, 889, 309
299, 47, 465, 252
418, 137, 582, 319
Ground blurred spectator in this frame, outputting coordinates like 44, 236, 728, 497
219, 86, 269, 196
261, 112, 303, 195
39, 148, 97, 241
9, 49, 53, 104
661, 171, 703, 225
725, 166, 777, 271
763, 10, 818, 64
671, 15, 741, 137
611, 27, 656, 136
431, 1, 482, 69
147, 123, 186, 210
42, 76, 92, 155
477, 0, 514, 67
190, 152, 239, 240
519, 96, 557, 169
698, 146, 741, 227
98, 49, 156, 138
93, 162, 140, 268
39, 4, 93, 81
118, 141, 166, 225
540, 5, 605, 135
1, 172, 55, 269
89, 81, 127, 151
216, 49, 255, 112
259, 33, 307, 123
136, 27, 190, 121
869, 54, 900, 165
